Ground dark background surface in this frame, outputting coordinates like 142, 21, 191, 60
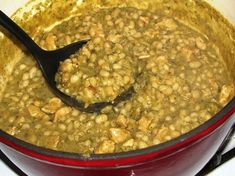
0, 150, 27, 176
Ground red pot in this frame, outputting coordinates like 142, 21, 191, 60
0, 98, 234, 176
0, 0, 235, 175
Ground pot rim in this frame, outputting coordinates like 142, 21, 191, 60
0, 97, 234, 167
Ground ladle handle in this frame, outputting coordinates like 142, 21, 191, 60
0, 10, 43, 58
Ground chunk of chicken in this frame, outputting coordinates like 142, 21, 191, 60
109, 128, 130, 143
95, 140, 115, 154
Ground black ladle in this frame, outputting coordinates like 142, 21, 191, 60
0, 11, 134, 113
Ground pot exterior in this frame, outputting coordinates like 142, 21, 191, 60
1, 113, 234, 176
